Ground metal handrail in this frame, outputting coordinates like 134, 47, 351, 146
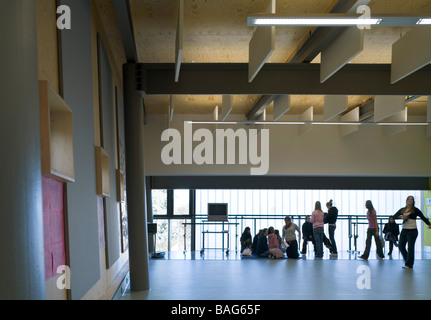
192, 214, 399, 255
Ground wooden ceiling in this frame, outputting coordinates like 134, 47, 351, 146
95, 0, 431, 117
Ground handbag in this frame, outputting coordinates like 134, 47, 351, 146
242, 248, 252, 256
270, 248, 285, 259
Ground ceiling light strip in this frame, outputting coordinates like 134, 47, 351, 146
252, 18, 381, 26
186, 121, 429, 126
247, 14, 431, 27
417, 18, 431, 25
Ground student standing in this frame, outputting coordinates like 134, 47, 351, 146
325, 200, 338, 257
301, 216, 315, 255
383, 216, 399, 256
310, 202, 325, 259
393, 196, 431, 269
359, 200, 384, 260
282, 217, 300, 259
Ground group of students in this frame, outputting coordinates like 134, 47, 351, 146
240, 196, 431, 269
241, 200, 338, 260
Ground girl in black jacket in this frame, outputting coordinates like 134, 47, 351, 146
393, 196, 431, 269
383, 216, 399, 255
324, 200, 338, 257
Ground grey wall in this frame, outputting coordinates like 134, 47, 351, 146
60, 0, 101, 300
98, 36, 121, 268
0, 0, 45, 300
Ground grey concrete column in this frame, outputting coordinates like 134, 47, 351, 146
0, 1, 46, 299
123, 64, 150, 291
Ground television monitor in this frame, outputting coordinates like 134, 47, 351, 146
207, 203, 228, 222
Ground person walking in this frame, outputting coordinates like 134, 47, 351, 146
393, 196, 431, 269
359, 200, 384, 260
325, 200, 338, 258
310, 201, 325, 260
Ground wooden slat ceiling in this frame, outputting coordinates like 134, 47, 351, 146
96, 0, 431, 117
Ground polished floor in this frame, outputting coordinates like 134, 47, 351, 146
120, 249, 431, 300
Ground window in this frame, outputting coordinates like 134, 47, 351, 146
152, 189, 167, 216
195, 189, 424, 254
173, 189, 190, 216
151, 189, 195, 254
151, 189, 425, 255
152, 189, 193, 218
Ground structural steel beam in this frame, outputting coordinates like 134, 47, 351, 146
141, 63, 431, 96
246, 95, 277, 120
112, 0, 138, 63
288, 0, 369, 63
150, 175, 431, 191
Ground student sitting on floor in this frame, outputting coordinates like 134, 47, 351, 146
268, 227, 285, 259
240, 227, 253, 254
256, 228, 270, 257
252, 229, 263, 255
274, 229, 283, 250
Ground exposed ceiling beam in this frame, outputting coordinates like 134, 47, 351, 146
406, 95, 422, 103
358, 95, 422, 122
358, 98, 374, 122
113, 0, 147, 123
288, 0, 370, 63
246, 95, 277, 120
112, 0, 138, 63
249, 1, 369, 119
150, 175, 431, 191
140, 63, 431, 96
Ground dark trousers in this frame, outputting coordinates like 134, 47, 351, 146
301, 235, 315, 254
313, 227, 324, 258
362, 228, 384, 259
286, 240, 299, 259
399, 229, 418, 268
328, 225, 337, 254
385, 232, 398, 254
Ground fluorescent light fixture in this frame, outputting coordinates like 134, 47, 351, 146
417, 18, 431, 25
252, 17, 382, 26
186, 121, 428, 126
247, 14, 431, 27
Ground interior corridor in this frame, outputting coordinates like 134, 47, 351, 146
119, 250, 431, 300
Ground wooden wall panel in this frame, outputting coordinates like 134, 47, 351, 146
98, 36, 121, 269
36, 0, 60, 93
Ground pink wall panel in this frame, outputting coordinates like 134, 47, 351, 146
42, 177, 66, 281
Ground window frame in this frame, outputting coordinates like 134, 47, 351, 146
153, 189, 195, 220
